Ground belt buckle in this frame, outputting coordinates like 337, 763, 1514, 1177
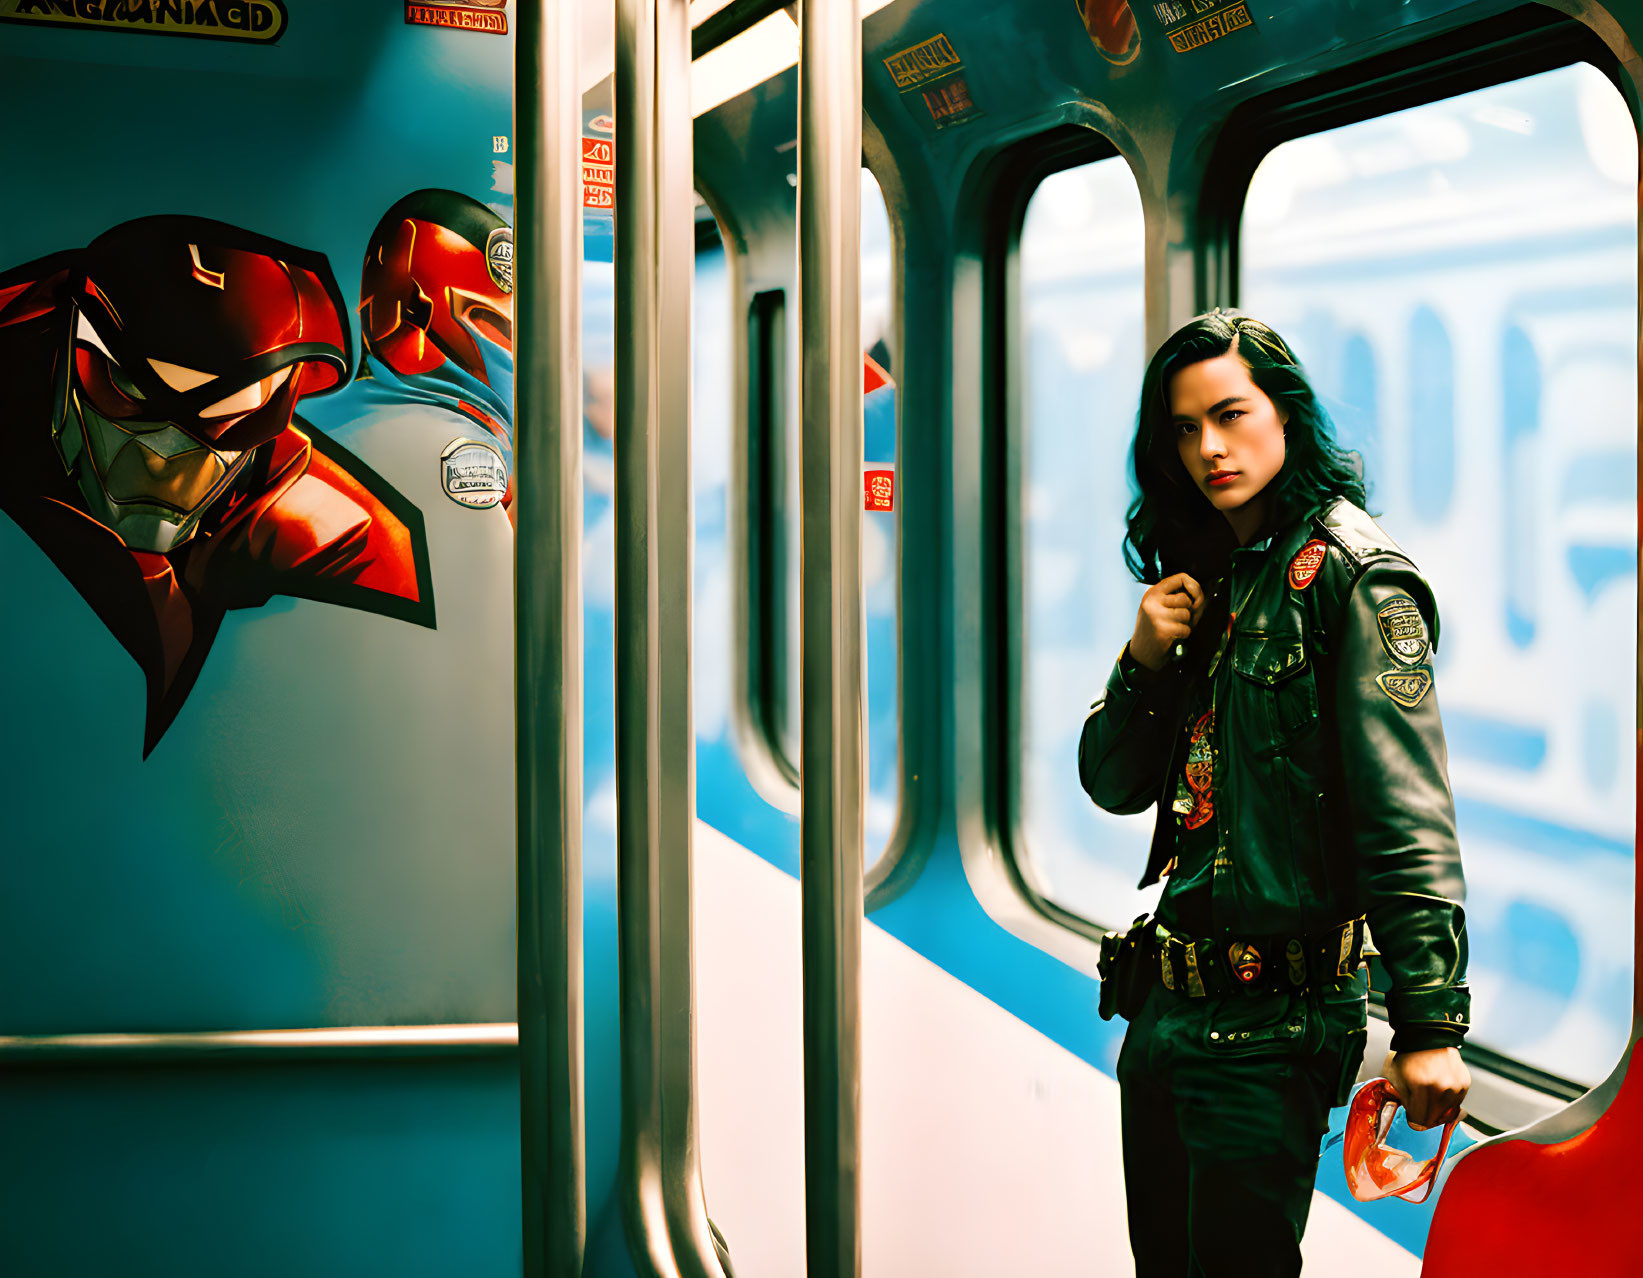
1227, 939, 1264, 986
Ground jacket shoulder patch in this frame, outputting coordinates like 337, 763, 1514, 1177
1289, 539, 1328, 590
1315, 498, 1412, 572
1376, 667, 1433, 708
1376, 595, 1430, 665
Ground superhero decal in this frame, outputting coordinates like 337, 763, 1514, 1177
352, 189, 515, 513
0, 215, 435, 756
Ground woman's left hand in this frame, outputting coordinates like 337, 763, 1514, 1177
1383, 1047, 1470, 1130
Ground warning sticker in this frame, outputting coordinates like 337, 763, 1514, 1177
1151, 0, 1254, 54
883, 33, 962, 89
922, 76, 980, 130
864, 467, 895, 513
405, 1, 507, 35
881, 31, 981, 130
582, 136, 614, 211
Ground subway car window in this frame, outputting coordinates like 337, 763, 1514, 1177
1016, 155, 1153, 926
768, 169, 899, 863
861, 168, 899, 863
697, 175, 897, 867
1241, 61, 1637, 1087
694, 204, 737, 800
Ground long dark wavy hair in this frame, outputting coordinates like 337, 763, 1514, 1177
1122, 310, 1366, 584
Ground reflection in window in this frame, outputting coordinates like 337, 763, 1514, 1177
694, 211, 737, 800
1501, 322, 1540, 650
1407, 306, 1454, 523
860, 168, 898, 868
774, 171, 899, 867
699, 176, 899, 870
1243, 62, 1637, 1085
1015, 153, 1151, 927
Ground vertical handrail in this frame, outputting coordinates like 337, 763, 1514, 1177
615, 1, 728, 1275
798, 3, 864, 1277
516, 2, 586, 1277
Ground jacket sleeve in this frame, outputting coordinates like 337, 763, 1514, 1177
1078, 648, 1185, 816
1333, 559, 1470, 1052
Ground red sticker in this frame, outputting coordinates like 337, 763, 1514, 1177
405, 2, 508, 35
1289, 539, 1327, 590
864, 467, 895, 512
582, 136, 614, 210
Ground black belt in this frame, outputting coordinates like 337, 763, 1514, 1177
1153, 916, 1367, 998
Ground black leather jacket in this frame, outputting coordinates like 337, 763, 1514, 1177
1079, 498, 1470, 1050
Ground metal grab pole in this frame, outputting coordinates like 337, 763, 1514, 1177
516, 2, 586, 1276
798, 2, 864, 1277
614, 1, 727, 1275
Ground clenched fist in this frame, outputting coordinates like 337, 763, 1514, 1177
1384, 1047, 1471, 1130
1129, 572, 1206, 671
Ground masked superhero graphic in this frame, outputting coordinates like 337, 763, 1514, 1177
0, 216, 435, 756
351, 189, 515, 506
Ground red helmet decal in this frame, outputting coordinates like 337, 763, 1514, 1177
360, 214, 513, 385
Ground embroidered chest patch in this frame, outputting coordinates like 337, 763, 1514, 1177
1377, 667, 1433, 709
1376, 595, 1429, 665
1175, 709, 1216, 831
1288, 539, 1327, 590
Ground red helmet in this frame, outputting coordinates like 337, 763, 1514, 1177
358, 188, 513, 389
1343, 1078, 1462, 1204
51, 215, 352, 552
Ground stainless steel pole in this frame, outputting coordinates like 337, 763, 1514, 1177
516, 1, 586, 1276
614, 1, 727, 1274
798, 1, 864, 1276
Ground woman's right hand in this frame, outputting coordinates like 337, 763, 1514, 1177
1128, 572, 1205, 671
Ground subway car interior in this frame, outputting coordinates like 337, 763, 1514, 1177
0, 0, 1638, 1275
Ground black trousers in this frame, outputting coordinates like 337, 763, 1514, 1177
1116, 972, 1368, 1278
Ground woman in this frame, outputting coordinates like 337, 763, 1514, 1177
1078, 311, 1471, 1277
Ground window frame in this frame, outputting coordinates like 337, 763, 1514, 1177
738, 167, 906, 831
987, 122, 1142, 948
744, 283, 800, 788
1195, 5, 1624, 311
